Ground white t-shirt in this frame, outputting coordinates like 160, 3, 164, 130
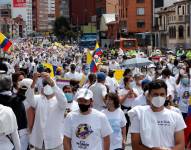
132, 94, 147, 107
63, 109, 113, 150
177, 85, 191, 113
64, 71, 82, 81
89, 83, 107, 111
128, 106, 186, 149
102, 108, 126, 150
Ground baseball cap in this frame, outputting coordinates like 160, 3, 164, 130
97, 72, 106, 81
76, 88, 93, 100
18, 78, 33, 89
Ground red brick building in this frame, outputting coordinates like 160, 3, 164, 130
70, 0, 96, 25
119, 0, 153, 34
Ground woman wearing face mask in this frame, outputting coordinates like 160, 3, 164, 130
102, 93, 127, 150
118, 76, 138, 135
176, 73, 191, 120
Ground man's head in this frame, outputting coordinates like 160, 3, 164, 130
70, 64, 76, 73
96, 72, 106, 83
161, 68, 171, 79
134, 73, 145, 86
42, 79, 55, 97
0, 73, 12, 92
12, 71, 25, 90
148, 80, 167, 110
76, 88, 93, 113
63, 85, 74, 103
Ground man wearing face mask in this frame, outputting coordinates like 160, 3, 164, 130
25, 72, 67, 150
128, 80, 186, 150
64, 88, 113, 150
133, 73, 145, 95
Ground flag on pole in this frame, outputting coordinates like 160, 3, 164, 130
90, 60, 98, 73
0, 32, 12, 52
86, 50, 93, 65
93, 41, 103, 56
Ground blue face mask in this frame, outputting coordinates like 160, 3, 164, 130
181, 78, 190, 86
64, 93, 74, 103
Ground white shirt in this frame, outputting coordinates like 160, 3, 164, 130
26, 85, 67, 149
128, 106, 186, 149
132, 94, 147, 107
105, 76, 118, 93
89, 82, 107, 111
64, 71, 82, 81
64, 109, 113, 150
177, 85, 191, 113
102, 108, 126, 150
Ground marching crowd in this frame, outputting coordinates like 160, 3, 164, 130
0, 39, 190, 150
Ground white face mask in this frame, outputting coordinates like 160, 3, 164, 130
151, 96, 166, 108
43, 85, 54, 96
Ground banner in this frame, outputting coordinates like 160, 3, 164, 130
13, 0, 26, 8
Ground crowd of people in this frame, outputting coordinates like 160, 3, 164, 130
0, 38, 190, 150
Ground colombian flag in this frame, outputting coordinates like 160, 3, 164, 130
0, 32, 12, 52
86, 50, 93, 65
93, 42, 103, 56
90, 60, 98, 73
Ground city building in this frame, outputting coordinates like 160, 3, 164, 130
0, 3, 25, 38
11, 0, 33, 36
119, 0, 153, 35
55, 0, 62, 18
32, 0, 48, 32
96, 0, 118, 29
157, 0, 191, 49
48, 0, 56, 31
70, 0, 96, 26
61, 0, 70, 20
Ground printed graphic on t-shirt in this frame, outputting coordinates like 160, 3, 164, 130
75, 124, 94, 149
182, 91, 190, 99
157, 120, 170, 126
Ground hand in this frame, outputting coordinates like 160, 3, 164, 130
33, 72, 41, 82
41, 72, 55, 87
122, 139, 126, 149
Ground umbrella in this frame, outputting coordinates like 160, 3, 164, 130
121, 57, 153, 68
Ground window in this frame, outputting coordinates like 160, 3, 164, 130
137, 0, 144, 3
178, 25, 184, 39
137, 8, 145, 15
137, 20, 145, 28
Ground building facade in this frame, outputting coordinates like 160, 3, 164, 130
55, 0, 62, 18
32, 0, 48, 32
61, 0, 70, 21
11, 0, 33, 35
119, 0, 153, 35
157, 0, 191, 49
48, 0, 56, 31
70, 0, 96, 26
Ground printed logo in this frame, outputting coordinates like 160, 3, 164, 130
75, 124, 93, 139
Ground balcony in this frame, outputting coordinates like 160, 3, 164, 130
176, 15, 189, 23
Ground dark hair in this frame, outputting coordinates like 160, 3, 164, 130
88, 73, 96, 84
12, 71, 25, 88
123, 76, 131, 86
0, 62, 8, 73
108, 70, 114, 78
162, 68, 171, 76
63, 85, 72, 91
123, 68, 131, 77
148, 80, 167, 94
106, 92, 120, 108
44, 68, 51, 73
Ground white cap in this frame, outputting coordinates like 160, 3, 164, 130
18, 78, 33, 89
76, 88, 93, 100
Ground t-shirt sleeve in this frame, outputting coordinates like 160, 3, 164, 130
63, 114, 72, 138
120, 111, 127, 127
129, 114, 140, 133
175, 113, 187, 132
100, 114, 113, 137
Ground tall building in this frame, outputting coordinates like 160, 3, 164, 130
119, 0, 153, 35
32, 0, 48, 32
55, 0, 62, 18
96, 0, 118, 29
61, 0, 70, 20
11, 0, 33, 35
70, 0, 96, 25
48, 0, 56, 30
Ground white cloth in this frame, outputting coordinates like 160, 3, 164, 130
105, 76, 118, 93
102, 108, 126, 150
128, 106, 186, 149
0, 105, 21, 150
26, 85, 67, 149
177, 85, 191, 113
89, 83, 107, 111
132, 94, 147, 107
63, 109, 113, 150
64, 71, 82, 81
